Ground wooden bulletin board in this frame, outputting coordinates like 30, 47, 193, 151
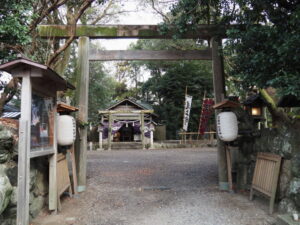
250, 152, 282, 214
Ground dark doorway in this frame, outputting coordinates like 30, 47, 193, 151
119, 124, 134, 142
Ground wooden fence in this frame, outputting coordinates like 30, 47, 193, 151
178, 132, 216, 145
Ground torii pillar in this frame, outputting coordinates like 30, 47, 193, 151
75, 36, 90, 192
211, 37, 228, 191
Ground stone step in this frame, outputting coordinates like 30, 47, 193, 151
111, 142, 143, 150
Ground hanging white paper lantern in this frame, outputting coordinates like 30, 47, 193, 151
217, 112, 238, 142
57, 115, 76, 146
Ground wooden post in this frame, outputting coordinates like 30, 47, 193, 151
225, 145, 233, 192
75, 36, 89, 193
48, 109, 58, 211
141, 112, 145, 150
98, 131, 103, 150
210, 132, 214, 145
150, 130, 154, 149
17, 75, 31, 225
69, 144, 78, 195
211, 37, 228, 191
108, 113, 112, 150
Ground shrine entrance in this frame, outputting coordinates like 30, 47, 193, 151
119, 124, 134, 142
38, 24, 230, 196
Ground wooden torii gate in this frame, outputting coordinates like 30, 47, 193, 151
38, 24, 229, 193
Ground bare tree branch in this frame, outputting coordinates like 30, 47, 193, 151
0, 78, 19, 115
91, 0, 113, 25
28, 0, 68, 34
150, 0, 171, 23
46, 0, 96, 67
0, 43, 24, 53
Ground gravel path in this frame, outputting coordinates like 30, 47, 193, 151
33, 148, 277, 225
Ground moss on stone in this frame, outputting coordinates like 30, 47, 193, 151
38, 26, 68, 37
76, 26, 118, 37
38, 25, 119, 37
138, 29, 160, 37
0, 173, 13, 214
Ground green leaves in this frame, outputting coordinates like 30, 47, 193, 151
88, 61, 116, 124
161, 0, 300, 100
0, 0, 33, 61
225, 5, 300, 97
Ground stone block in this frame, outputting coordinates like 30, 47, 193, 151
288, 178, 300, 209
29, 195, 45, 219
0, 129, 14, 164
5, 164, 17, 186
236, 163, 248, 190
0, 172, 13, 214
279, 198, 297, 214
33, 169, 48, 197
30, 167, 37, 191
279, 160, 292, 199
289, 178, 300, 195
0, 165, 7, 174
291, 154, 300, 178
8, 186, 17, 207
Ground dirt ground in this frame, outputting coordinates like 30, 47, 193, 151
32, 148, 277, 225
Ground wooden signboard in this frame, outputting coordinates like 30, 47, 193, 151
57, 153, 72, 211
250, 152, 282, 214
0, 57, 75, 225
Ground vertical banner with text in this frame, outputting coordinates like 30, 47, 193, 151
198, 98, 215, 135
183, 95, 193, 131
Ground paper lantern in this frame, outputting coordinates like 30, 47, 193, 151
57, 115, 76, 146
217, 112, 238, 142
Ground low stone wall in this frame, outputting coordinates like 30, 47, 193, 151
153, 140, 217, 149
237, 124, 300, 214
0, 124, 48, 225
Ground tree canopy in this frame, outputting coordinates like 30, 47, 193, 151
159, 0, 300, 128
0, 0, 132, 115
163, 0, 300, 98
0, 0, 33, 61
225, 1, 300, 98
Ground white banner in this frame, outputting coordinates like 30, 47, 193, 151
183, 95, 193, 131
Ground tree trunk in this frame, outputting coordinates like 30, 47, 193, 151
0, 78, 19, 115
260, 89, 300, 129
